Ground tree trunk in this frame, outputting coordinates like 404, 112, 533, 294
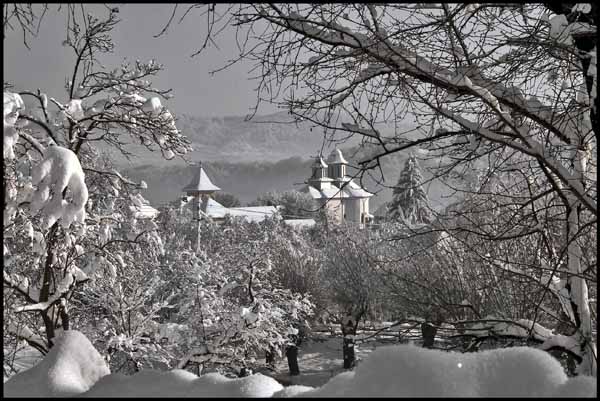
421, 322, 437, 348
342, 336, 356, 369
567, 205, 596, 376
286, 345, 300, 375
341, 316, 357, 369
265, 348, 275, 368
567, 144, 596, 376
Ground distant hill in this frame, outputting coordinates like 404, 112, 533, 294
117, 110, 457, 210
114, 111, 360, 166
176, 111, 335, 162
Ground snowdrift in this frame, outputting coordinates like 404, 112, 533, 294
3, 330, 596, 397
82, 370, 283, 397
294, 344, 596, 397
3, 331, 110, 397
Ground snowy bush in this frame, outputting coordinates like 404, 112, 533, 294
154, 215, 315, 376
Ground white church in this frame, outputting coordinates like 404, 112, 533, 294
301, 148, 374, 227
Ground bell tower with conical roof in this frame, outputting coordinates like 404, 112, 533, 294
182, 161, 221, 251
327, 148, 348, 188
308, 155, 333, 190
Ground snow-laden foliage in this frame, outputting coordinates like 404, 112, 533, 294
3, 9, 191, 380
254, 190, 318, 220
154, 210, 315, 376
387, 153, 432, 225
4, 91, 24, 160
30, 145, 88, 229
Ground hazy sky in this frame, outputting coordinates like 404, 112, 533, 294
3, 4, 278, 117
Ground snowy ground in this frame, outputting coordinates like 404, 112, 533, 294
4, 330, 597, 397
265, 331, 401, 387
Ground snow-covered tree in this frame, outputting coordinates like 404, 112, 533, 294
320, 225, 384, 369
387, 154, 432, 225
183, 3, 597, 376
152, 208, 315, 377
255, 190, 318, 219
3, 8, 190, 377
212, 192, 241, 208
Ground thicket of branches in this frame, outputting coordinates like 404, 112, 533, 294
177, 3, 597, 376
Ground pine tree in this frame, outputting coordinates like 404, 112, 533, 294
387, 154, 432, 225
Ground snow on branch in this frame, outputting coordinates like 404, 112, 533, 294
14, 268, 87, 313
464, 317, 553, 342
540, 334, 582, 357
341, 122, 380, 138
4, 91, 25, 160
437, 106, 597, 215
3, 271, 40, 303
271, 12, 579, 146
30, 145, 89, 230
6, 322, 48, 355
540, 272, 576, 325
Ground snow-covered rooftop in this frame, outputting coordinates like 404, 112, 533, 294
303, 180, 372, 200
304, 185, 347, 200
283, 218, 316, 228
129, 204, 159, 219
226, 206, 280, 223
342, 179, 374, 198
182, 163, 221, 194
343, 187, 373, 199
181, 197, 279, 223
204, 198, 228, 218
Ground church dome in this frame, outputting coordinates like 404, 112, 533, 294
327, 148, 348, 164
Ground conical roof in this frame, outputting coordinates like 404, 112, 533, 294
327, 148, 348, 164
182, 162, 221, 193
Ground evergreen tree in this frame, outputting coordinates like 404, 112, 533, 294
387, 154, 432, 225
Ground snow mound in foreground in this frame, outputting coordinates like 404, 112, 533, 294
3, 330, 110, 397
552, 375, 597, 398
272, 384, 315, 397
299, 344, 594, 397
82, 370, 283, 397
3, 334, 596, 398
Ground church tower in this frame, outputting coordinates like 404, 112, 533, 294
182, 161, 220, 251
327, 148, 349, 188
308, 155, 332, 190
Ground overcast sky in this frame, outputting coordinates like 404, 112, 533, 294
3, 4, 278, 117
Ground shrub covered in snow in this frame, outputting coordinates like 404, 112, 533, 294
152, 214, 315, 376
